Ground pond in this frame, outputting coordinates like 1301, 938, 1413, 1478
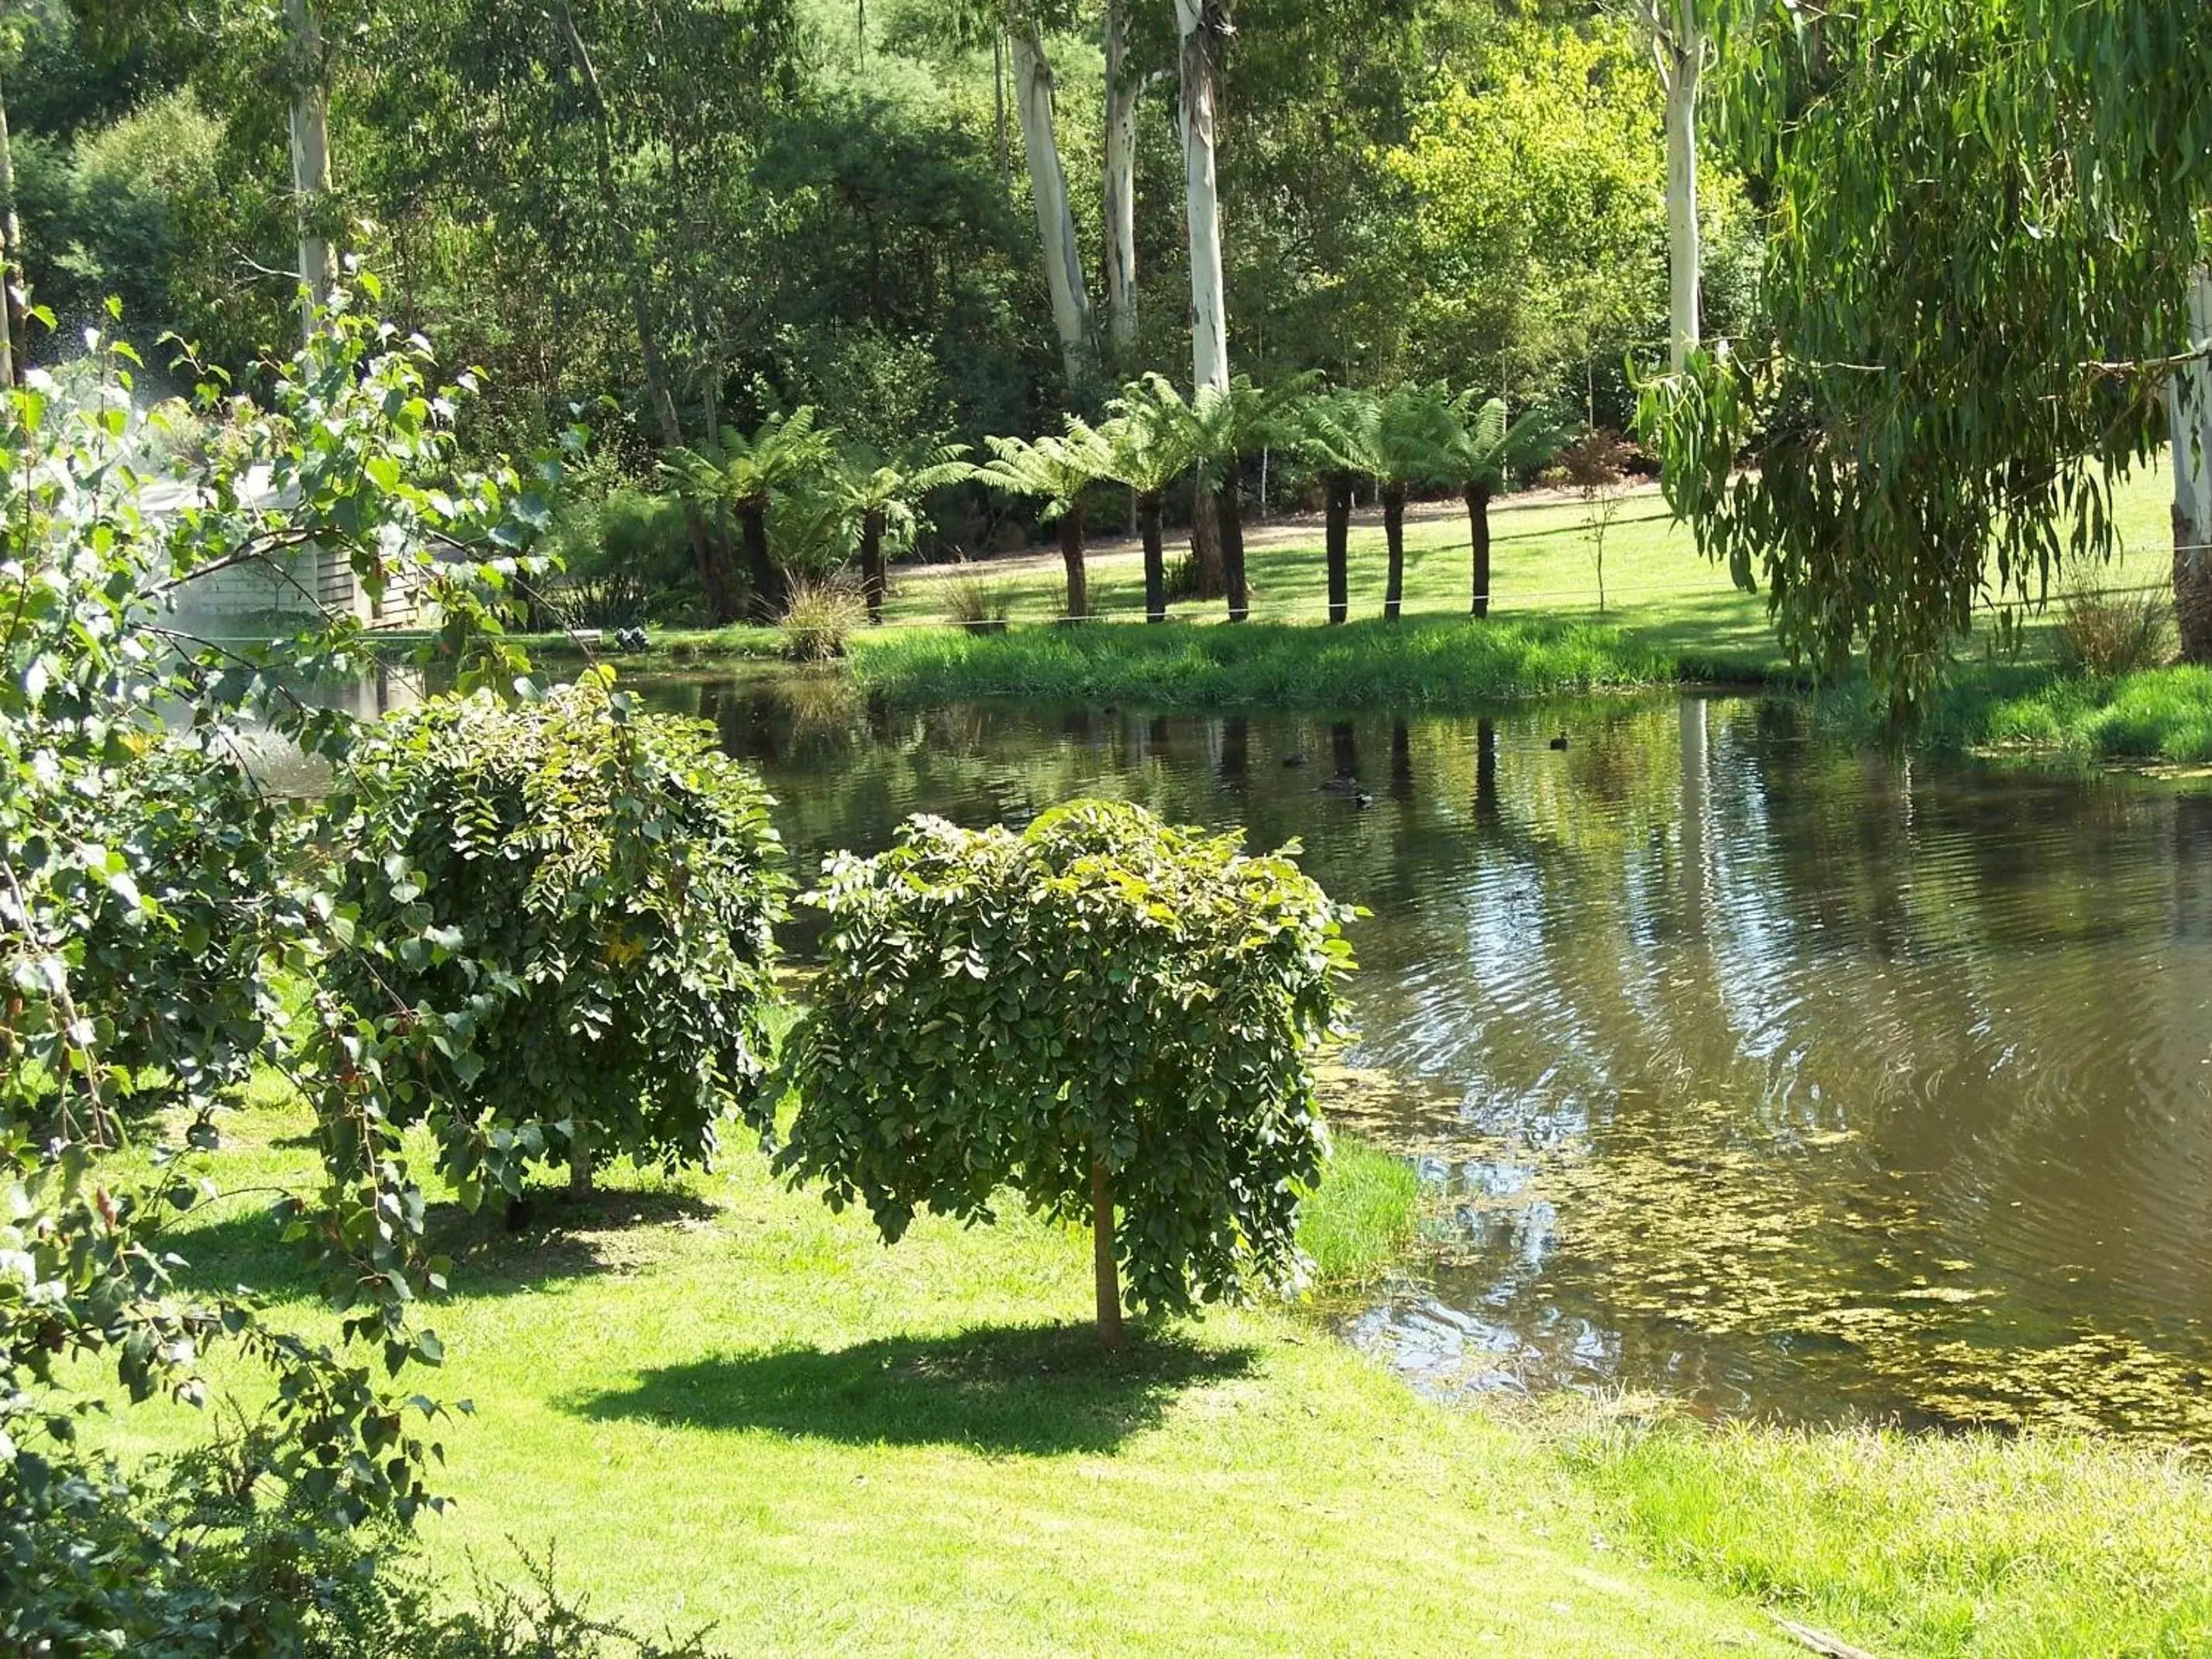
642, 672, 2212, 1438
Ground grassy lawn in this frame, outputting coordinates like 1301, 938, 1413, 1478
95, 1077, 2212, 1657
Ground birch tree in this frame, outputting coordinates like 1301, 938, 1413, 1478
1009, 17, 1094, 382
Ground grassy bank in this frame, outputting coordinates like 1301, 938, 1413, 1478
1953, 663, 2212, 765
99, 1082, 2212, 1657
497, 468, 2212, 765
843, 613, 1695, 709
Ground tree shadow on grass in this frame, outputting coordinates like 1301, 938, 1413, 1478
568, 1323, 1256, 1456
162, 1187, 720, 1302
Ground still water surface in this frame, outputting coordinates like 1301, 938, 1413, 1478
644, 674, 2212, 1437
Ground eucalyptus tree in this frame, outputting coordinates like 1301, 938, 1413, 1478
975, 420, 1115, 617
1008, 12, 1094, 382
1622, 0, 1708, 369
826, 443, 975, 622
1101, 0, 1146, 362
1100, 374, 1199, 623
1174, 0, 1231, 396
664, 407, 838, 621
1645, 0, 2212, 699
1438, 392, 1565, 618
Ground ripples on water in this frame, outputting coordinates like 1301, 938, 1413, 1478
644, 674, 2212, 1437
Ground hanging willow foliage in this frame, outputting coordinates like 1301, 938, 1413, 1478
1641, 0, 2212, 714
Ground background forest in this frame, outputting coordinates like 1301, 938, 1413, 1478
11, 0, 1757, 550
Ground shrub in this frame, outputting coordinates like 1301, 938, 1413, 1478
777, 573, 867, 661
779, 799, 1357, 1346
1163, 550, 1201, 601
544, 486, 699, 628
940, 568, 1013, 633
2057, 583, 2173, 675
318, 672, 788, 1207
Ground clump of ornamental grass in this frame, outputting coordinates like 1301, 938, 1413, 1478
2056, 582, 2174, 675
940, 568, 1014, 633
777, 573, 867, 661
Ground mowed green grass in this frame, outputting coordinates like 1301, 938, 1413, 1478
95, 1078, 2212, 1657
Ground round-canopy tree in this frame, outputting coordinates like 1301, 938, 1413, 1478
779, 799, 1357, 1348
318, 670, 788, 1207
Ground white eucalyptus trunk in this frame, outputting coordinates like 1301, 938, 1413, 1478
1011, 22, 1094, 381
0, 65, 21, 383
1102, 0, 1140, 362
285, 0, 335, 338
2171, 268, 2212, 662
1659, 0, 1702, 370
1174, 0, 1228, 395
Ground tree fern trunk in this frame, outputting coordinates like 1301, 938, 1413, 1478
1325, 473, 1352, 624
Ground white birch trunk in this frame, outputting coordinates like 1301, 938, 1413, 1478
2171, 268, 2212, 662
285, 0, 335, 338
1011, 22, 1094, 381
1174, 0, 1228, 395
1102, 0, 1140, 362
1660, 0, 1702, 371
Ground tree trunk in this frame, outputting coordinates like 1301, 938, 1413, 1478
0, 67, 22, 384
1139, 489, 1167, 622
1059, 502, 1090, 618
741, 503, 784, 620
2172, 267, 2212, 663
1174, 0, 1229, 397
1382, 483, 1407, 620
1465, 484, 1493, 618
568, 1117, 592, 1202
860, 506, 888, 623
1661, 2, 1702, 372
1218, 459, 1248, 620
1324, 472, 1352, 624
994, 30, 1009, 181
1190, 465, 1224, 598
283, 0, 335, 339
558, 3, 723, 618
1102, 0, 1140, 364
1011, 23, 1094, 383
1092, 1152, 1125, 1349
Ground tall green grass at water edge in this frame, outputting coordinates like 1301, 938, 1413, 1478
845, 614, 1683, 709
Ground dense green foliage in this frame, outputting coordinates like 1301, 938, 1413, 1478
781, 800, 1355, 1339
0, 292, 558, 1647
318, 672, 788, 1208
1645, 0, 2211, 709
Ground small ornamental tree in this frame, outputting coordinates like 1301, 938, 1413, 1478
319, 670, 787, 1207
780, 799, 1357, 1348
